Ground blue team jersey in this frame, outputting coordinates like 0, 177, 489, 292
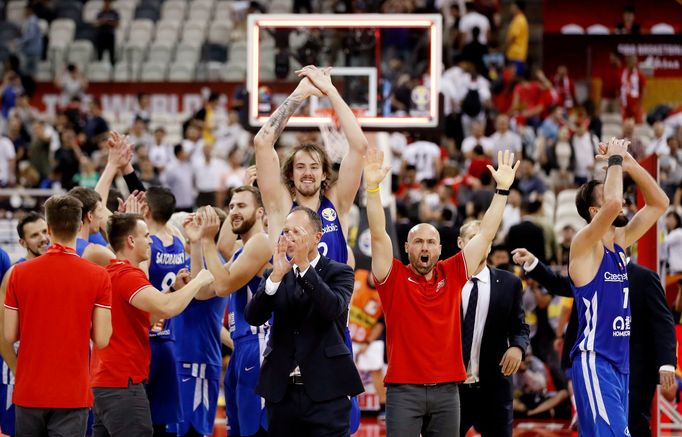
292, 196, 347, 263
148, 235, 188, 341
228, 248, 267, 342
174, 295, 228, 379
89, 232, 108, 246
570, 244, 631, 373
76, 237, 88, 257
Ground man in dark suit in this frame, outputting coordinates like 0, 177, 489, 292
457, 221, 530, 437
245, 206, 364, 436
512, 247, 677, 437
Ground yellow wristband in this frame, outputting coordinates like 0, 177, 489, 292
366, 186, 380, 193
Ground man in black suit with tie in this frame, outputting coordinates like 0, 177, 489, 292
457, 220, 530, 437
512, 247, 677, 437
245, 206, 364, 437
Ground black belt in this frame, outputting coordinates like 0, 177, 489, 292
289, 374, 304, 385
460, 381, 481, 389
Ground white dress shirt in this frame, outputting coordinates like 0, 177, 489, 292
265, 252, 321, 295
461, 266, 491, 383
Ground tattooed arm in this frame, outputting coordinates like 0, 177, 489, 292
254, 78, 322, 218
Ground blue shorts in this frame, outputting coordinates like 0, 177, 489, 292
146, 340, 183, 425
172, 363, 221, 436
225, 337, 268, 437
0, 381, 14, 436
572, 351, 630, 436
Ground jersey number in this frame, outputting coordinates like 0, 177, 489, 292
318, 242, 328, 256
161, 272, 177, 293
622, 287, 629, 309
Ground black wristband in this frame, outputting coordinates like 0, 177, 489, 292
608, 155, 624, 167
496, 188, 510, 196
169, 285, 176, 292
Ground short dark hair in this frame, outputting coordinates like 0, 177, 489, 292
107, 188, 124, 212
174, 144, 184, 157
17, 212, 45, 240
232, 185, 264, 209
68, 187, 101, 221
290, 206, 322, 233
146, 186, 176, 223
281, 143, 335, 196
44, 195, 83, 240
624, 5, 635, 13
107, 213, 143, 252
575, 180, 602, 223
513, 0, 525, 11
667, 211, 682, 230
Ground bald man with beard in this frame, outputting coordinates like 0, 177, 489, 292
365, 147, 520, 437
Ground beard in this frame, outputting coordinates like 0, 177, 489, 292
613, 213, 629, 228
409, 254, 438, 277
231, 215, 257, 235
296, 180, 322, 198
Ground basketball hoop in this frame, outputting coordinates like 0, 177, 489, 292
315, 107, 365, 164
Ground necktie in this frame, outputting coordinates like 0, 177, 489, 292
462, 277, 479, 369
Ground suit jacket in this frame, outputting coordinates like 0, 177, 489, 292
526, 260, 677, 385
244, 255, 364, 403
478, 268, 530, 399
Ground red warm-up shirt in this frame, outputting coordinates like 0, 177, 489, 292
375, 253, 469, 384
91, 259, 152, 388
4, 244, 112, 407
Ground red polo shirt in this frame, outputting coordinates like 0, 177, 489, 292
375, 252, 469, 384
4, 244, 112, 408
91, 259, 152, 388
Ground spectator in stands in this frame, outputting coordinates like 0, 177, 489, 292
488, 245, 512, 271
134, 93, 151, 127
127, 116, 152, 151
459, 64, 492, 136
7, 114, 27, 163
462, 120, 494, 159
552, 65, 576, 110
528, 198, 558, 264
214, 110, 246, 160
620, 55, 646, 123
538, 105, 565, 148
557, 224, 575, 267
461, 27, 489, 82
148, 127, 173, 172
401, 137, 442, 182
219, 147, 247, 190
662, 137, 682, 199
192, 142, 227, 207
513, 352, 569, 418
1, 71, 24, 120
516, 158, 545, 202
504, 0, 528, 75
83, 99, 110, 155
663, 211, 682, 276
615, 5, 641, 35
510, 69, 548, 130
506, 200, 546, 264
54, 128, 82, 189
571, 117, 598, 185
75, 156, 100, 189
500, 188, 522, 241
459, 1, 490, 46
490, 114, 522, 164
28, 119, 51, 183
9, 93, 38, 138
0, 133, 16, 187
622, 117, 647, 159
182, 120, 204, 159
95, 0, 119, 65
19, 4, 43, 77
55, 64, 87, 107
467, 145, 493, 181
395, 164, 422, 209
161, 145, 194, 212
646, 121, 669, 157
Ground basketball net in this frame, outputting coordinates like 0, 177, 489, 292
316, 107, 365, 163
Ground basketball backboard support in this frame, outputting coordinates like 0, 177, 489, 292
247, 14, 442, 128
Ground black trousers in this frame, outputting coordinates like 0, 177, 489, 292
92, 382, 153, 437
629, 381, 656, 437
96, 32, 116, 65
266, 383, 350, 437
459, 383, 512, 437
15, 406, 88, 437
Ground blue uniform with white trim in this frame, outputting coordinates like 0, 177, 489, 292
571, 244, 631, 436
0, 253, 19, 436
171, 284, 228, 436
146, 235, 187, 426
225, 248, 269, 437
290, 196, 360, 432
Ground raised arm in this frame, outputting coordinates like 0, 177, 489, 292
463, 150, 519, 276
196, 207, 271, 297
617, 152, 669, 249
95, 131, 133, 215
253, 78, 323, 216
297, 66, 370, 214
364, 148, 393, 282
570, 139, 627, 275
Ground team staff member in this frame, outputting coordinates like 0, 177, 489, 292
4, 195, 113, 436
365, 148, 519, 436
91, 212, 215, 437
0, 213, 50, 437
